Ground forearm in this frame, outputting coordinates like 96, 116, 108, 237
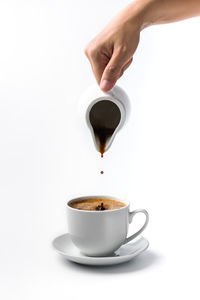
118, 0, 200, 30
142, 0, 200, 27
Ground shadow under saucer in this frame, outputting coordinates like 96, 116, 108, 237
60, 249, 163, 274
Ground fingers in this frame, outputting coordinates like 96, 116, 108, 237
119, 57, 133, 78
85, 46, 110, 84
85, 44, 133, 92
100, 48, 132, 92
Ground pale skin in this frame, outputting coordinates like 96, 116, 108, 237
85, 0, 200, 92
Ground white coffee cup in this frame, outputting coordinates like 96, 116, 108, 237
67, 195, 149, 256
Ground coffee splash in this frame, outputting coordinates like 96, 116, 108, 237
96, 202, 106, 211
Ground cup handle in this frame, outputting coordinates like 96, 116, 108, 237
123, 209, 149, 244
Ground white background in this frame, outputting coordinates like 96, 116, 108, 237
0, 0, 200, 299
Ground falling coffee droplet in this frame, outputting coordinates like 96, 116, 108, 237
89, 100, 121, 157
100, 171, 104, 174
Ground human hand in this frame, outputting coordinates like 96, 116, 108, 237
85, 3, 143, 92
85, 0, 200, 92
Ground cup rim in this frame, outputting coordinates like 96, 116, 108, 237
67, 195, 129, 213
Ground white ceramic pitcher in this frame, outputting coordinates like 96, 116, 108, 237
78, 84, 131, 153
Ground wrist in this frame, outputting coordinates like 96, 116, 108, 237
128, 0, 163, 30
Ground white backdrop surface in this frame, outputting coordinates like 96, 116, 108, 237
0, 1, 200, 299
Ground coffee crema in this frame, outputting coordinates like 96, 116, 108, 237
69, 198, 126, 211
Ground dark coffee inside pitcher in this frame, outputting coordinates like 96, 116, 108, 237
89, 100, 121, 157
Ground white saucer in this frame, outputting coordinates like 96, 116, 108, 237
52, 234, 149, 266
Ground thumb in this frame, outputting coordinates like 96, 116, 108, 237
100, 49, 130, 91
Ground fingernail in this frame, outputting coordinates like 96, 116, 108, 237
100, 79, 113, 91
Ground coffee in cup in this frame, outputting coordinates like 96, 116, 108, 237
69, 197, 126, 211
